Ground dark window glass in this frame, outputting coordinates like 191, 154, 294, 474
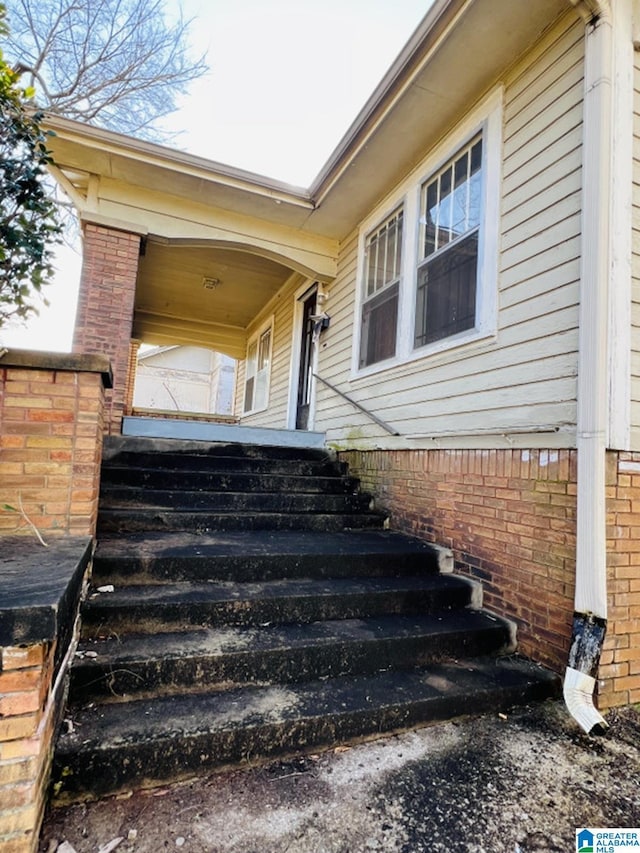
360, 281, 399, 368
416, 134, 482, 349
415, 233, 478, 347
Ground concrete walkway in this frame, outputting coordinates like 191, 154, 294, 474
40, 700, 640, 853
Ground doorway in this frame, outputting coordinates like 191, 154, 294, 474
295, 287, 317, 430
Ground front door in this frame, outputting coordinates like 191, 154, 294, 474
295, 288, 317, 430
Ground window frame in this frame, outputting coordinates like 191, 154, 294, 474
351, 87, 502, 380
414, 133, 483, 350
359, 206, 404, 369
243, 318, 273, 415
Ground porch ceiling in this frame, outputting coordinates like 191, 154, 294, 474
132, 242, 294, 358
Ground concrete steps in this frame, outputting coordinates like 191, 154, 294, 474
52, 436, 560, 802
70, 610, 510, 702
55, 658, 558, 801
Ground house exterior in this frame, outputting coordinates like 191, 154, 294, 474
133, 345, 236, 416
43, 0, 640, 720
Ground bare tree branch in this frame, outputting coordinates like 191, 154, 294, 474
3, 0, 208, 141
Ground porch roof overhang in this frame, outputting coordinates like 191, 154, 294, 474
45, 0, 570, 355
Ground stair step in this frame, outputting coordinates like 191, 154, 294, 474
70, 611, 511, 703
52, 657, 560, 802
80, 575, 478, 635
98, 489, 373, 513
103, 437, 332, 462
97, 509, 387, 534
102, 451, 345, 477
92, 530, 449, 586
100, 467, 360, 494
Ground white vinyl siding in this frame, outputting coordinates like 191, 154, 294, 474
314, 15, 584, 449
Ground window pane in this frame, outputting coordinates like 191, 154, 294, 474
367, 235, 378, 296
365, 208, 403, 298
245, 341, 257, 378
415, 231, 478, 347
452, 151, 469, 238
468, 139, 483, 229
424, 181, 438, 257
385, 217, 398, 283
438, 166, 453, 248
394, 211, 403, 275
254, 368, 268, 410
421, 134, 482, 260
258, 329, 271, 371
470, 139, 483, 174
243, 376, 254, 412
468, 168, 482, 231
360, 281, 399, 367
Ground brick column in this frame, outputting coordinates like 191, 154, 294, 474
124, 340, 141, 417
73, 224, 140, 434
0, 352, 111, 539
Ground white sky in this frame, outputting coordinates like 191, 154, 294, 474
1, 0, 431, 352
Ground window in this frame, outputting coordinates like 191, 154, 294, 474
352, 88, 501, 378
359, 208, 403, 368
415, 135, 483, 348
243, 323, 272, 413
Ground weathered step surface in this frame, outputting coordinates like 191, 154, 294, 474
54, 437, 560, 803
103, 437, 334, 463
54, 656, 560, 802
70, 610, 510, 702
100, 467, 361, 494
98, 488, 373, 513
97, 438, 386, 534
91, 530, 450, 586
80, 574, 479, 635
102, 449, 347, 477
97, 508, 387, 534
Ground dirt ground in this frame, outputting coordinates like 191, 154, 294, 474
40, 700, 640, 853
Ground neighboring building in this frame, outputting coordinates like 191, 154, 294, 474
46, 0, 639, 720
133, 345, 235, 416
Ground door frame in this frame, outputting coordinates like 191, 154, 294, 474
287, 280, 319, 430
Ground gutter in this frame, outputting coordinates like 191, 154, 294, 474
564, 0, 612, 735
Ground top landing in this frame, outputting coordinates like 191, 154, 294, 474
122, 416, 325, 450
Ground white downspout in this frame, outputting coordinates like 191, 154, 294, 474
564, 0, 613, 734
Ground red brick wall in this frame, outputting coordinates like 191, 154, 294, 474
599, 451, 640, 708
0, 360, 107, 538
339, 448, 577, 676
73, 224, 140, 435
341, 447, 640, 710
0, 643, 56, 853
124, 341, 140, 418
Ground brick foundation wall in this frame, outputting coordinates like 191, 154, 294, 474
340, 447, 640, 710
73, 224, 140, 435
599, 451, 640, 708
0, 353, 110, 538
339, 448, 578, 678
0, 643, 57, 853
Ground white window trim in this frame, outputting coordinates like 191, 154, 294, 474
351, 87, 503, 380
243, 316, 274, 415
